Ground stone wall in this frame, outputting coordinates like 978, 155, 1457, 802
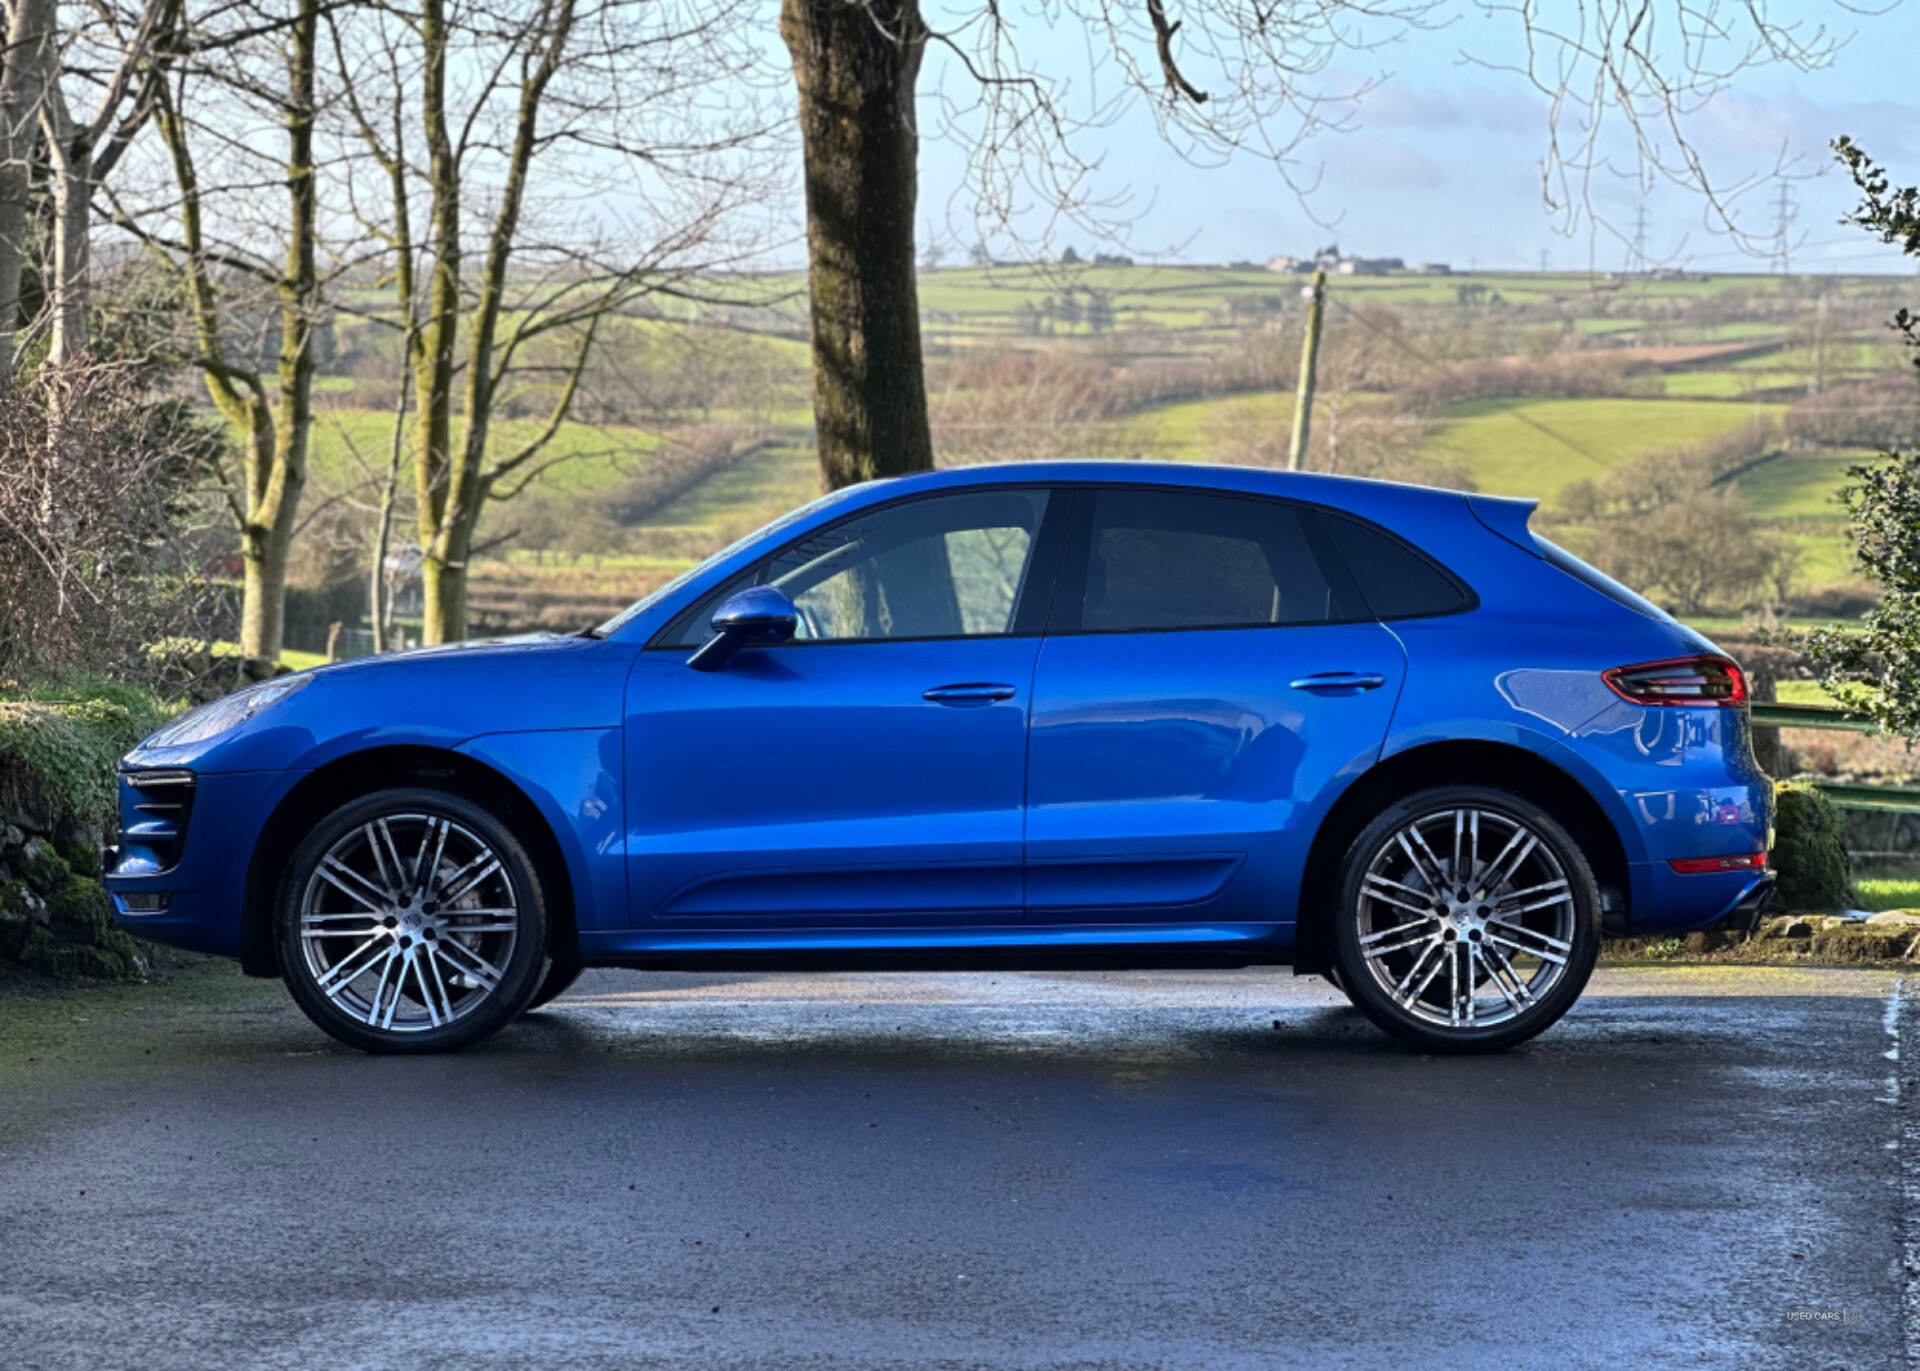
0, 688, 173, 982
0, 825, 145, 979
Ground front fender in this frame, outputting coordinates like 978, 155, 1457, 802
456, 730, 627, 936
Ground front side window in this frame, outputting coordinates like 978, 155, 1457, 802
1068, 489, 1337, 632
666, 489, 1050, 645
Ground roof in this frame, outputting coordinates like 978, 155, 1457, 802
871, 459, 1484, 518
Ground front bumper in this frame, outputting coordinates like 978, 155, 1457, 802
104, 768, 293, 958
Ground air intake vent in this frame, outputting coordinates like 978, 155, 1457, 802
122, 769, 197, 873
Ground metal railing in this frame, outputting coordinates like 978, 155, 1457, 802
1750, 700, 1920, 814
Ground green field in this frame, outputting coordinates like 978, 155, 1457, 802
1420, 397, 1788, 500
278, 262, 1915, 648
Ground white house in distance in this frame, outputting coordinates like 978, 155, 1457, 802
1265, 253, 1407, 275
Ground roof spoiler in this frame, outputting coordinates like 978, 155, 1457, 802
1468, 494, 1542, 555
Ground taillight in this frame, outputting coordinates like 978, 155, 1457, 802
1603, 655, 1746, 707
1669, 852, 1767, 874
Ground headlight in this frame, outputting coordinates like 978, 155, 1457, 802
142, 674, 313, 750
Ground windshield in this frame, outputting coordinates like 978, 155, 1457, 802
590, 484, 865, 638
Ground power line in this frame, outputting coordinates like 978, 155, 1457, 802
1323, 294, 1614, 470
1772, 182, 1798, 276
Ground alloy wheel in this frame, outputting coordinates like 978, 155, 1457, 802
296, 812, 521, 1033
1353, 806, 1578, 1031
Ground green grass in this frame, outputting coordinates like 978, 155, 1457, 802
196, 641, 327, 672
307, 409, 670, 499
1774, 679, 1838, 706
1661, 370, 1806, 398
1422, 397, 1787, 500
1682, 613, 1844, 637
1854, 878, 1920, 913
1730, 453, 1856, 521
1114, 391, 1298, 461
637, 438, 820, 541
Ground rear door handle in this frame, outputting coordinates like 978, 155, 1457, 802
922, 682, 1018, 705
1290, 671, 1387, 693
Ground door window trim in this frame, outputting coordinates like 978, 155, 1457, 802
1043, 484, 1379, 637
645, 482, 1075, 650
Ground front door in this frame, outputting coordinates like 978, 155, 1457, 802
1024, 487, 1406, 924
623, 487, 1063, 928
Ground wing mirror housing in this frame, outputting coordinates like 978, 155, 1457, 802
687, 585, 799, 671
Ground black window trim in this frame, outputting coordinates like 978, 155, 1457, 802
1314, 506, 1480, 624
1044, 483, 1379, 638
646, 478, 1479, 651
645, 481, 1074, 651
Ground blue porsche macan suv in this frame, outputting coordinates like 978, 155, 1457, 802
105, 462, 1773, 1054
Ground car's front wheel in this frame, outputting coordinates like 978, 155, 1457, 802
523, 960, 583, 1014
276, 788, 548, 1053
1330, 785, 1601, 1053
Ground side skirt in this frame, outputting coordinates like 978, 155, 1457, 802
576, 922, 1294, 974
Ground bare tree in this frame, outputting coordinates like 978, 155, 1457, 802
40, 0, 180, 365
330, 0, 777, 642
0, 0, 58, 373
124, 0, 330, 666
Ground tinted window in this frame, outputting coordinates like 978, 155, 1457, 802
1320, 512, 1470, 619
667, 489, 1049, 645
1072, 490, 1335, 632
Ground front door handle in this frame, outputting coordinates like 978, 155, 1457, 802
1290, 671, 1387, 694
922, 682, 1018, 705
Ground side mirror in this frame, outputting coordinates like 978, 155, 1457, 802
687, 585, 798, 672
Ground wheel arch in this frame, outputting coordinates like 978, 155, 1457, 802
240, 745, 578, 977
1290, 740, 1629, 975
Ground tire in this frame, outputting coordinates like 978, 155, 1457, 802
276, 787, 549, 1054
1329, 784, 1601, 1054
523, 960, 583, 1014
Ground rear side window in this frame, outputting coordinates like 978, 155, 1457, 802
1319, 512, 1472, 620
1071, 489, 1337, 632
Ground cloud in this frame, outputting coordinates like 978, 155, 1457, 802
1693, 87, 1916, 166
1331, 139, 1452, 191
1351, 78, 1544, 137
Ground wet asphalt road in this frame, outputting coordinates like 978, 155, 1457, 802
0, 963, 1912, 1371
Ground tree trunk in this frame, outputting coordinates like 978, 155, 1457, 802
781, 0, 933, 490
414, 0, 572, 645
228, 0, 319, 668
422, 511, 473, 643
369, 369, 408, 654
412, 0, 463, 644
0, 0, 56, 375
239, 524, 289, 667
46, 123, 90, 363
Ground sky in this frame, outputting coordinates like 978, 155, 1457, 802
909, 1, 1920, 273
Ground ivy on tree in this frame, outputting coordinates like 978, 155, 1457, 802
1804, 139, 1920, 738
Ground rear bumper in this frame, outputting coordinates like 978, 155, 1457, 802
1717, 871, 1775, 932
1627, 864, 1774, 935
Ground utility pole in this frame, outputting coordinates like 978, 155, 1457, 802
1288, 270, 1325, 472
1629, 205, 1650, 273
1772, 182, 1797, 276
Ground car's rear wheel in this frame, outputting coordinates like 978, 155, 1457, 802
1330, 785, 1600, 1053
276, 788, 548, 1054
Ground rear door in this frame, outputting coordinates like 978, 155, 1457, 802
1024, 487, 1406, 925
